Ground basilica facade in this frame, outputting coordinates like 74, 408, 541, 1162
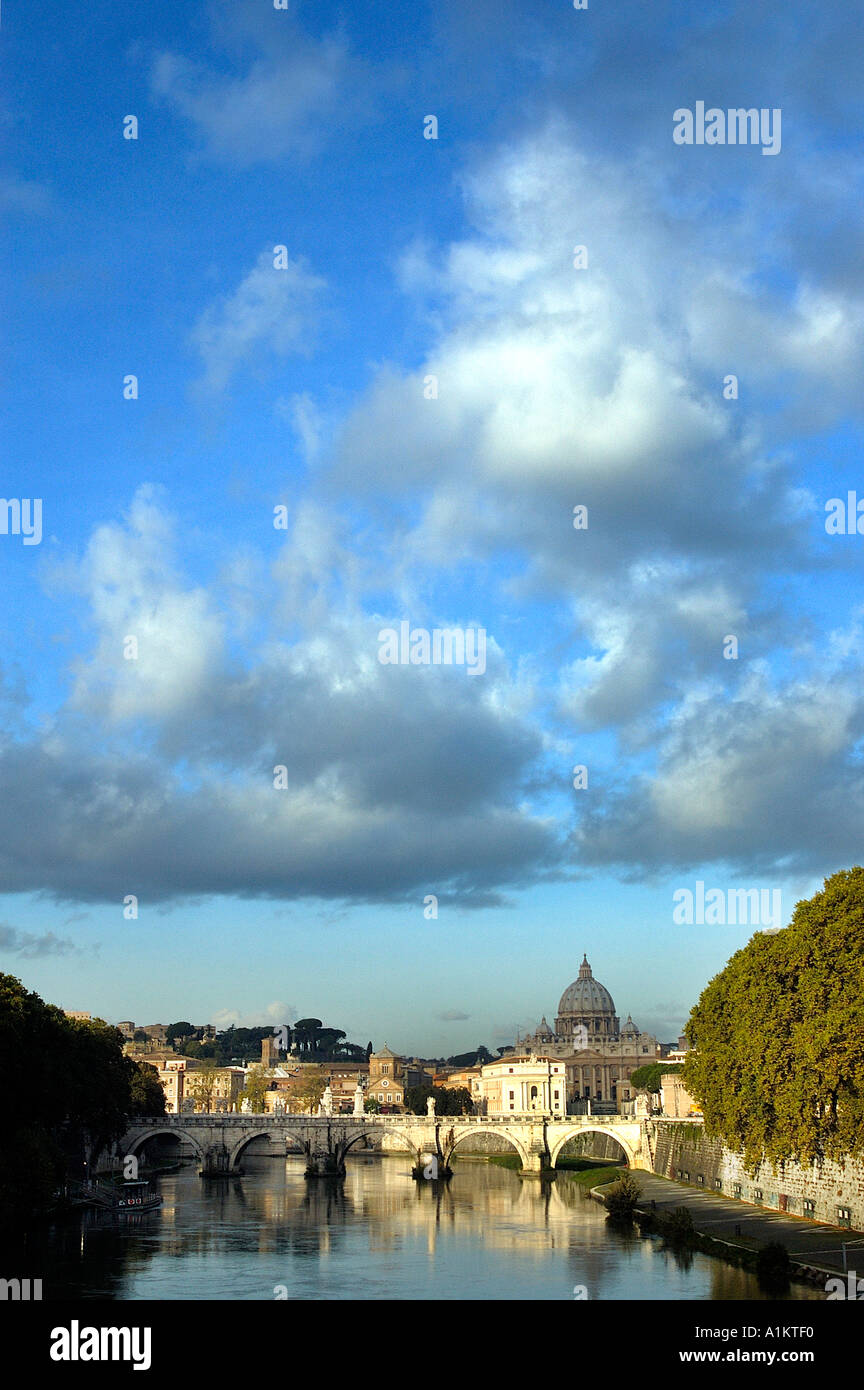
516, 956, 659, 1107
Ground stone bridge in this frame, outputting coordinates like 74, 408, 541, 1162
119, 1113, 652, 1179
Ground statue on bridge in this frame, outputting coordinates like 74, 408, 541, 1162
319, 1084, 334, 1117
353, 1083, 364, 1116
426, 1094, 436, 1117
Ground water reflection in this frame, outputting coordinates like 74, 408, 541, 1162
27, 1157, 823, 1302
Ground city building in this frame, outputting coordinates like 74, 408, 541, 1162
146, 1057, 246, 1114
123, 1041, 183, 1066
367, 1046, 405, 1108
434, 1066, 481, 1093
157, 1065, 185, 1114
475, 1055, 568, 1115
180, 1065, 246, 1113
141, 1024, 169, 1045
660, 1071, 702, 1118
660, 1035, 690, 1063
252, 1040, 371, 1113
262, 1066, 304, 1114
366, 1046, 428, 1110
517, 955, 660, 1108
324, 1062, 370, 1112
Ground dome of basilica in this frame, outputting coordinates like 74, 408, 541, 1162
557, 955, 616, 1017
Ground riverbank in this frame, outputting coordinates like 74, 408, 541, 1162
486, 1153, 626, 1188
592, 1170, 853, 1286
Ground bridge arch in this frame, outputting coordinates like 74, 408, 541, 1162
549, 1125, 636, 1169
447, 1126, 531, 1169
126, 1127, 205, 1164
229, 1130, 307, 1169
342, 1128, 420, 1163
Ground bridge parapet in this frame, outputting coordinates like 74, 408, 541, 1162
132, 1112, 639, 1126
121, 1112, 650, 1178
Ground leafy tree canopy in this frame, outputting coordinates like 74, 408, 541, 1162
404, 1085, 474, 1116
0, 975, 158, 1228
166, 1021, 195, 1041
683, 867, 864, 1168
164, 1017, 362, 1065
445, 1046, 492, 1068
129, 1062, 167, 1117
630, 1063, 682, 1093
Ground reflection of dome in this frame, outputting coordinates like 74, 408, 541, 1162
558, 955, 616, 1017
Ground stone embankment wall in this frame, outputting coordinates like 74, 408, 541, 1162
652, 1120, 864, 1231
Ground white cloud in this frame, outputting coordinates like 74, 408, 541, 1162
69, 485, 226, 723
0, 173, 52, 216
150, 34, 348, 165
192, 249, 325, 394
211, 1002, 296, 1030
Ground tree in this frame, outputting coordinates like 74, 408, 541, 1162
166, 1022, 195, 1045
446, 1047, 493, 1068
604, 1172, 641, 1222
405, 1085, 433, 1115
184, 1038, 218, 1059
757, 1242, 790, 1291
0, 975, 153, 1229
129, 1062, 166, 1116
64, 1017, 140, 1165
241, 1067, 273, 1114
684, 867, 864, 1168
364, 1095, 380, 1113
405, 1085, 473, 1116
188, 1059, 221, 1112
630, 1063, 682, 1093
293, 1064, 327, 1114
292, 1019, 324, 1058
314, 1027, 347, 1059
438, 1087, 474, 1116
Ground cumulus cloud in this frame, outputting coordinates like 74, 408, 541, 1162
68, 486, 226, 722
149, 1, 358, 165
571, 658, 864, 876
307, 123, 864, 878
8, 115, 864, 907
211, 1001, 296, 1029
0, 923, 84, 958
331, 127, 847, 560
191, 249, 325, 393
0, 488, 558, 905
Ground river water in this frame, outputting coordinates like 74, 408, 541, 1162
32, 1157, 822, 1301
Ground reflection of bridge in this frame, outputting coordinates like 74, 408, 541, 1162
120, 1113, 651, 1178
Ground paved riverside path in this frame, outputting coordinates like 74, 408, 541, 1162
627, 1172, 864, 1277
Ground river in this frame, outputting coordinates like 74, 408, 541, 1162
29, 1157, 823, 1301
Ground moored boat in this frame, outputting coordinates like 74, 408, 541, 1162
114, 1179, 162, 1213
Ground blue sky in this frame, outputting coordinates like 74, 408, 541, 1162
1, 0, 863, 1053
